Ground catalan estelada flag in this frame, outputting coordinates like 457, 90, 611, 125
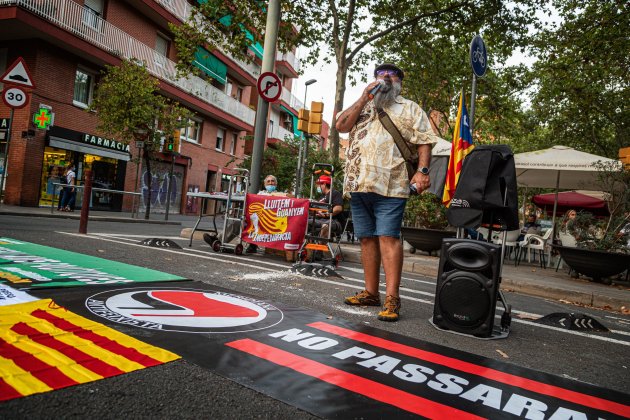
442, 92, 474, 207
0, 299, 180, 401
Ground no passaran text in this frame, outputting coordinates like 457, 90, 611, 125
267, 328, 601, 420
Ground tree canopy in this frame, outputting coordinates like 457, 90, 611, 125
527, 0, 629, 158
171, 0, 627, 160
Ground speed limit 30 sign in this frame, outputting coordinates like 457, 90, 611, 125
2, 86, 29, 109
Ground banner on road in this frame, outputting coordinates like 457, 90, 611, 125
0, 284, 38, 306
241, 194, 309, 251
0, 299, 179, 402
0, 238, 186, 289
34, 281, 630, 419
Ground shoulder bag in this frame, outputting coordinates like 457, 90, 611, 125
376, 107, 418, 180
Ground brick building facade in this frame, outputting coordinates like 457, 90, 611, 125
0, 0, 309, 214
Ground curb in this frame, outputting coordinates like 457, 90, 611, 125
0, 211, 182, 225
341, 247, 628, 312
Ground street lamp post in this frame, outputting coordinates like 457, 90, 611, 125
296, 78, 317, 197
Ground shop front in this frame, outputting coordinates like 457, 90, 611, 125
39, 126, 129, 210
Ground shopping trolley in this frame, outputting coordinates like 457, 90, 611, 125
208, 168, 249, 255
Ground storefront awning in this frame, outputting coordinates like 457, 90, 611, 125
49, 136, 130, 161
194, 47, 228, 85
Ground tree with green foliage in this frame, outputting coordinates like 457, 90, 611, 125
171, 0, 547, 160
169, 0, 300, 77
90, 59, 191, 219
528, 0, 629, 158
369, 0, 547, 146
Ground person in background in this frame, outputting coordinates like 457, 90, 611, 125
518, 213, 541, 241
306, 175, 345, 262
60, 162, 76, 212
56, 166, 67, 211
465, 227, 484, 241
336, 63, 436, 322
560, 209, 577, 233
617, 211, 630, 248
309, 175, 344, 239
257, 175, 286, 196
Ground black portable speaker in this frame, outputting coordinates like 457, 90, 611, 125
432, 239, 502, 337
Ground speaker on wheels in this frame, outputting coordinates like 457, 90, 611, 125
432, 239, 502, 338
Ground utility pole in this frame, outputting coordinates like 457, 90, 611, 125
248, 0, 280, 193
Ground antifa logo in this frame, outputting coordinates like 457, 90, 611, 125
86, 288, 284, 333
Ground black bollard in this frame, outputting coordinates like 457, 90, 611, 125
79, 170, 92, 234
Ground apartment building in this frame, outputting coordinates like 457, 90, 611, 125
0, 0, 305, 214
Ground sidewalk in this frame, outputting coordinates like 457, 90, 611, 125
340, 243, 629, 312
0, 203, 196, 225
2, 204, 628, 312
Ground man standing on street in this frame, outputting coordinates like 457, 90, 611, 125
336, 63, 437, 322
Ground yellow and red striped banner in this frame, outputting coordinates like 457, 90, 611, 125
0, 299, 179, 401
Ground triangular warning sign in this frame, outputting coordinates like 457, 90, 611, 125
1, 57, 35, 88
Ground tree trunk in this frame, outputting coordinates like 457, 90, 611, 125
330, 64, 349, 160
143, 149, 152, 220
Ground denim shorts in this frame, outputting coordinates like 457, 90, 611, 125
350, 192, 407, 239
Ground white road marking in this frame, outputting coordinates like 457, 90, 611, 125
58, 231, 630, 346
95, 233, 189, 241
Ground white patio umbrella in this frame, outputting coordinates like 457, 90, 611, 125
433, 137, 452, 157
514, 145, 619, 190
514, 145, 620, 265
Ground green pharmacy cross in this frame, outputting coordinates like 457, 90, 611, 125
33, 108, 51, 129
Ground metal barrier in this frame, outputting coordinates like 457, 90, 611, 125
51, 183, 142, 217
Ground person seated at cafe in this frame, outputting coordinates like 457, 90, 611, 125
560, 209, 577, 233
518, 214, 542, 241
617, 212, 630, 248
465, 227, 484, 241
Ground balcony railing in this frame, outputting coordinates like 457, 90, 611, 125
276, 50, 300, 73
0, 0, 255, 126
281, 87, 303, 111
269, 124, 296, 142
153, 0, 191, 23
151, 0, 261, 80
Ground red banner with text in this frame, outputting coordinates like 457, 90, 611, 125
241, 194, 309, 251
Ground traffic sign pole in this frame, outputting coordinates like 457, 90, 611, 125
0, 57, 35, 204
249, 0, 280, 194
470, 74, 478, 134
0, 108, 14, 204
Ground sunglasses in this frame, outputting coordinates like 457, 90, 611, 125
376, 69, 400, 77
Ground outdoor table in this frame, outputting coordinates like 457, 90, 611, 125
186, 191, 245, 247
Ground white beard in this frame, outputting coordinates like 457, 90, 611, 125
373, 80, 402, 108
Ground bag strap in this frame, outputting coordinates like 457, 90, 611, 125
376, 107, 417, 179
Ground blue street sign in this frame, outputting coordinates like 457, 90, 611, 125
469, 35, 488, 77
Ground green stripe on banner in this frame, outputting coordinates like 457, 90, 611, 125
0, 238, 185, 289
